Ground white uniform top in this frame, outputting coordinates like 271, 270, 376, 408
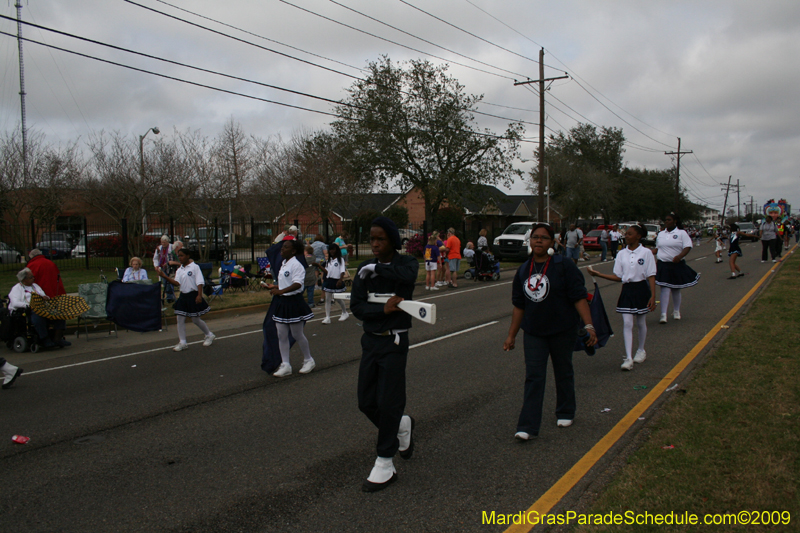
324, 258, 347, 280
610, 230, 620, 242
175, 262, 204, 294
278, 256, 305, 296
655, 228, 693, 262
8, 282, 46, 310
613, 245, 657, 283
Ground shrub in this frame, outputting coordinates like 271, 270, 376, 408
405, 232, 427, 258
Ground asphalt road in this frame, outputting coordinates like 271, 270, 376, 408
0, 239, 783, 532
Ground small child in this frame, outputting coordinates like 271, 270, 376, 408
303, 245, 320, 307
709, 231, 725, 263
588, 223, 656, 371
424, 234, 440, 290
728, 223, 745, 279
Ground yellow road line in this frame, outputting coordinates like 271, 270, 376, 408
505, 245, 795, 533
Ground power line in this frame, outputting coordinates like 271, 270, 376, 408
328, 0, 529, 80
119, 1, 540, 127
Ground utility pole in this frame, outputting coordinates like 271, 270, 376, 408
736, 179, 741, 218
665, 138, 692, 212
15, 1, 28, 186
720, 176, 732, 226
514, 49, 568, 222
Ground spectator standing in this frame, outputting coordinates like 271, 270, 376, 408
477, 229, 489, 251
434, 230, 447, 287
26, 249, 68, 346
600, 227, 609, 262
558, 224, 583, 265
424, 234, 440, 290
758, 211, 781, 263
609, 227, 621, 259
303, 246, 320, 308
311, 234, 328, 263
153, 236, 175, 303
273, 224, 291, 244
335, 233, 348, 262
445, 228, 462, 288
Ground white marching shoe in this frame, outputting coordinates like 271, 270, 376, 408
362, 457, 397, 492
621, 358, 634, 371
634, 349, 647, 363
273, 363, 292, 377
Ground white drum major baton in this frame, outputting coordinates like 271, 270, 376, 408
334, 292, 436, 325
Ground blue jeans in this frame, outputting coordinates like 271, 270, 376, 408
305, 285, 315, 306
517, 329, 577, 435
565, 246, 580, 261
600, 241, 608, 261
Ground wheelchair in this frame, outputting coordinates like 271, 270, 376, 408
0, 305, 63, 354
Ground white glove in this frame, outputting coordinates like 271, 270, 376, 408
358, 263, 378, 279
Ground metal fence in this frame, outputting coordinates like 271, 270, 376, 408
0, 215, 526, 274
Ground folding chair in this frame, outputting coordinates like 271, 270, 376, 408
77, 283, 118, 340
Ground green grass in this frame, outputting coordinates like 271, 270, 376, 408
574, 255, 800, 532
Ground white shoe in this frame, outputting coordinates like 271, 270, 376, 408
425, 286, 430, 290
173, 342, 189, 352
299, 360, 315, 374
363, 456, 397, 492
397, 415, 414, 458
338, 312, 350, 322
557, 419, 573, 427
322, 317, 331, 325
634, 349, 647, 363
621, 358, 634, 371
202, 333, 215, 347
731, 272, 738, 278
673, 311, 681, 320
659, 314, 667, 324
273, 363, 292, 377
514, 431, 532, 441
761, 260, 766, 263
773, 259, 777, 263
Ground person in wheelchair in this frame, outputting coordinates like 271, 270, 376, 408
7, 267, 65, 348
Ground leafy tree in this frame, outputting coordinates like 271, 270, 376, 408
333, 56, 523, 224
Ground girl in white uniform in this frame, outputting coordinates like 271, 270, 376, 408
267, 240, 315, 377
589, 224, 656, 370
653, 213, 699, 324
320, 243, 349, 324
156, 249, 215, 351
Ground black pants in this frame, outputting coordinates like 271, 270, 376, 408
761, 239, 781, 261
517, 329, 577, 436
358, 332, 409, 458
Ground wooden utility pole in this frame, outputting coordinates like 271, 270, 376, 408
665, 138, 692, 212
513, 49, 568, 222
720, 175, 732, 226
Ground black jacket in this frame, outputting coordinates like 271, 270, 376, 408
351, 253, 419, 333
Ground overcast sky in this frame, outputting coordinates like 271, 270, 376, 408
1, 0, 798, 215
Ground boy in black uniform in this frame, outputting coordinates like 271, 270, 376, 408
350, 217, 419, 492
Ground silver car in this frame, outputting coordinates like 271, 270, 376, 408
0, 242, 22, 264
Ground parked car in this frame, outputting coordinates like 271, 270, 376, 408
71, 232, 119, 258
583, 230, 603, 251
0, 242, 22, 264
493, 222, 546, 261
185, 228, 226, 249
644, 224, 659, 246
398, 228, 420, 246
37, 240, 72, 260
736, 222, 759, 241
41, 231, 77, 247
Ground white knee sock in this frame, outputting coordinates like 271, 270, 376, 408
325, 292, 332, 319
622, 314, 634, 359
289, 322, 313, 362
192, 317, 211, 336
660, 287, 671, 315
276, 322, 292, 365
671, 289, 682, 313
637, 314, 647, 351
177, 315, 187, 344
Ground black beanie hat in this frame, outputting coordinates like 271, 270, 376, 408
371, 216, 402, 250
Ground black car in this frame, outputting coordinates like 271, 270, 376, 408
37, 240, 72, 260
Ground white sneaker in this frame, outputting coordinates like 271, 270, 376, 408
731, 272, 738, 278
634, 349, 647, 363
514, 431, 532, 441
673, 311, 681, 320
761, 260, 766, 263
621, 358, 634, 371
322, 317, 331, 325
202, 333, 215, 347
425, 286, 430, 290
299, 360, 316, 374
273, 363, 292, 377
173, 342, 189, 352
659, 314, 667, 324
429, 285, 439, 291
557, 419, 573, 427
338, 312, 350, 322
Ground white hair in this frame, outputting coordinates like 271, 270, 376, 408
28, 248, 42, 258
160, 235, 170, 243
17, 267, 33, 282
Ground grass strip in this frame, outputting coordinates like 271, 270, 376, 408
573, 254, 800, 531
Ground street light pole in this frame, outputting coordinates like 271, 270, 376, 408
139, 126, 160, 233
